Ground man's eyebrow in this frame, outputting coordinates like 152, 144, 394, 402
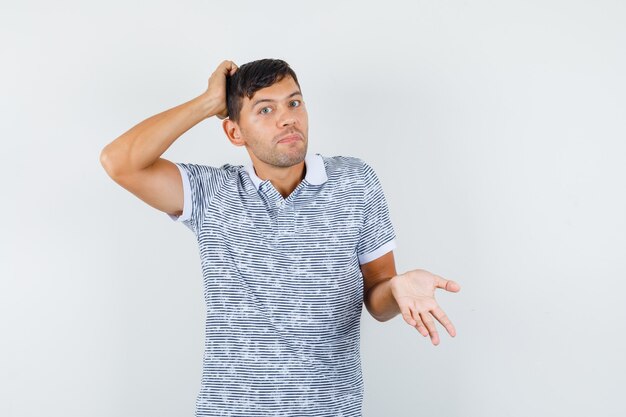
252, 91, 303, 108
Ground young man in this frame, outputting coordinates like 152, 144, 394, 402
100, 58, 460, 416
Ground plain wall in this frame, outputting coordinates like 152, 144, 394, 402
1, 1, 624, 416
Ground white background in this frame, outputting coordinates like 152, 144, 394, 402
1, 1, 625, 416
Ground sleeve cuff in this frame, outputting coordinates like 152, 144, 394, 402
168, 163, 192, 223
358, 238, 397, 265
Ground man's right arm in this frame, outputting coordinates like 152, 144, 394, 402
99, 60, 238, 217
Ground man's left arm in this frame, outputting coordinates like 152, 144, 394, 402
357, 159, 461, 345
361, 250, 399, 322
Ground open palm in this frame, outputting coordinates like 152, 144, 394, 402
390, 269, 461, 345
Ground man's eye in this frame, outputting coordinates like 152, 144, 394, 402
260, 101, 301, 114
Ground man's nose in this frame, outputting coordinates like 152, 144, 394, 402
277, 107, 297, 127
280, 117, 296, 127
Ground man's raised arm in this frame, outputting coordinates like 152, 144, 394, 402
99, 60, 238, 216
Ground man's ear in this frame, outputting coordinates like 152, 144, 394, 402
222, 119, 245, 147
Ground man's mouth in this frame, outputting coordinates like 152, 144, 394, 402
277, 133, 302, 143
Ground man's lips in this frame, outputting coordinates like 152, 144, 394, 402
277, 133, 302, 143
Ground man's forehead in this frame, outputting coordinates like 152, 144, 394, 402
245, 77, 301, 105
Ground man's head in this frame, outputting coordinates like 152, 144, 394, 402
222, 58, 308, 169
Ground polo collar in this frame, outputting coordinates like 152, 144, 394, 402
243, 152, 328, 192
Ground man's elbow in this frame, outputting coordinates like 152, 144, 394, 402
100, 147, 116, 176
100, 145, 127, 179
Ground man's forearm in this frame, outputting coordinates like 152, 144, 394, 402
365, 276, 401, 322
100, 93, 219, 177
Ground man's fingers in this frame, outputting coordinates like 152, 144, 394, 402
434, 274, 461, 293
420, 311, 440, 345
412, 308, 429, 337
400, 307, 416, 326
431, 306, 456, 337
221, 60, 239, 76
401, 306, 428, 336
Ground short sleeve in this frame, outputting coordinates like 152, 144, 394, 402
167, 162, 229, 235
356, 160, 397, 265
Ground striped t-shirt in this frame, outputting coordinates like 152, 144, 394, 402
168, 151, 397, 416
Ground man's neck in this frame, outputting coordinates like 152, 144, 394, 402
253, 160, 306, 199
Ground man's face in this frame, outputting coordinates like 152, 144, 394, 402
237, 75, 308, 168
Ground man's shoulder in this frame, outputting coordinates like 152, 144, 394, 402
319, 154, 366, 175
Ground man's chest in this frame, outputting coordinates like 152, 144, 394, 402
208, 193, 362, 255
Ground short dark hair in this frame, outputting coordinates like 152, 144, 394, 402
226, 58, 301, 123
